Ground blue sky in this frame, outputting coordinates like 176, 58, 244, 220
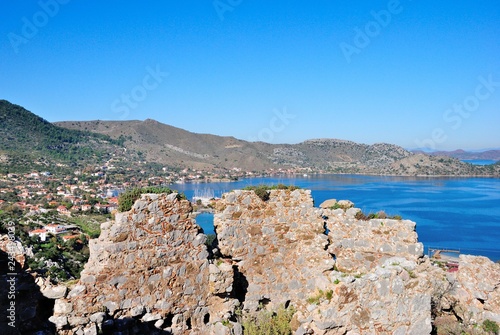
1, 1, 499, 150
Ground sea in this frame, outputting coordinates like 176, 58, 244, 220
462, 159, 498, 165
174, 175, 500, 262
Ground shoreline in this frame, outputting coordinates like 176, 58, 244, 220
170, 172, 500, 185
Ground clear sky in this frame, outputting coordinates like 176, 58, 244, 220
1, 1, 499, 150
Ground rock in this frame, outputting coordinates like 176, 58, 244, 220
209, 262, 234, 294
215, 190, 334, 312
53, 300, 73, 315
89, 312, 106, 323
192, 234, 207, 247
67, 285, 86, 299
130, 305, 145, 317
338, 200, 354, 209
346, 207, 361, 217
154, 319, 164, 329
80, 274, 96, 284
83, 324, 98, 335
68, 316, 89, 326
142, 312, 162, 322
212, 322, 231, 335
49, 315, 68, 328
451, 255, 500, 323
49, 193, 224, 334
41, 284, 67, 299
319, 199, 337, 209
0, 235, 26, 267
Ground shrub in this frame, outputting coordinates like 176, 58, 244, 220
355, 210, 403, 221
329, 203, 342, 210
242, 184, 300, 202
241, 305, 295, 335
483, 319, 499, 334
355, 211, 368, 220
254, 186, 270, 202
436, 318, 499, 335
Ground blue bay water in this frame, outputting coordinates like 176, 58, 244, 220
461, 159, 498, 165
175, 175, 500, 261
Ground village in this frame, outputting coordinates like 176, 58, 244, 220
0, 163, 304, 240
0, 164, 235, 281
1, 164, 241, 216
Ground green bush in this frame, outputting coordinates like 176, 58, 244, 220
355, 210, 403, 221
243, 184, 300, 202
355, 211, 368, 220
254, 186, 270, 202
483, 319, 499, 334
328, 203, 342, 210
242, 305, 295, 335
118, 187, 185, 212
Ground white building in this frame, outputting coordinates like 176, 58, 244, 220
29, 229, 47, 242
45, 224, 67, 234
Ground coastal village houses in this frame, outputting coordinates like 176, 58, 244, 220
27, 224, 84, 243
28, 229, 48, 242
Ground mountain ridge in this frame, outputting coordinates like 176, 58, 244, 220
55, 119, 418, 172
55, 118, 500, 176
1, 100, 499, 176
412, 149, 500, 161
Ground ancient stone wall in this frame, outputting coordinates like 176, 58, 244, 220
51, 193, 235, 335
324, 207, 424, 273
214, 190, 436, 334
43, 190, 500, 335
453, 255, 500, 324
294, 257, 438, 335
214, 189, 335, 311
0, 235, 57, 334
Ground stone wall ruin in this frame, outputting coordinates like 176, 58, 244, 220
45, 189, 500, 335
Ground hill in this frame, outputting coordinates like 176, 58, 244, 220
56, 119, 500, 176
56, 120, 419, 173
1, 100, 498, 176
0, 100, 133, 173
385, 153, 500, 176
412, 149, 500, 162
55, 119, 275, 171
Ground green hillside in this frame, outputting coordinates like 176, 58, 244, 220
0, 100, 125, 173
